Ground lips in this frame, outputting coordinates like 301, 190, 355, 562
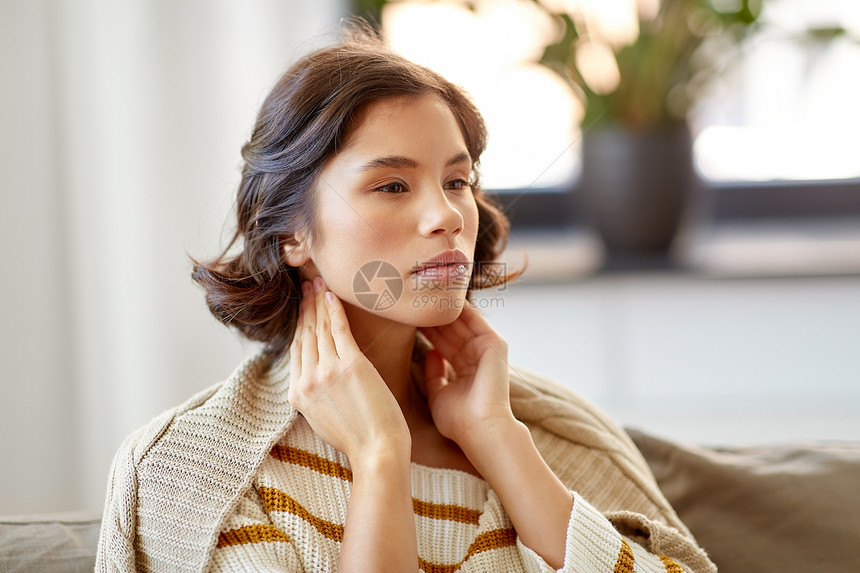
412, 263, 469, 281
411, 249, 470, 275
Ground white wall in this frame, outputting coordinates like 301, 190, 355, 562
1, 0, 77, 516
1, 0, 344, 514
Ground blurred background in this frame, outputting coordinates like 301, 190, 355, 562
2, 0, 858, 515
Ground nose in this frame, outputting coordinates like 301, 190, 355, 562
418, 186, 464, 238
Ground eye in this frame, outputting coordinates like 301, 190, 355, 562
444, 178, 471, 191
375, 182, 408, 194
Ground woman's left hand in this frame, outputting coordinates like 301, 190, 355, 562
418, 303, 515, 450
423, 304, 573, 570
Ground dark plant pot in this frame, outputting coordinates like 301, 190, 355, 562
581, 124, 694, 271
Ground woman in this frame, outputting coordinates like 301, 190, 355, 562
96, 30, 715, 573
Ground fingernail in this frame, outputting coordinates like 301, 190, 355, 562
325, 291, 334, 305
313, 276, 323, 292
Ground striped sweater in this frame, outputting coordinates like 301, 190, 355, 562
96, 336, 715, 572
213, 415, 701, 572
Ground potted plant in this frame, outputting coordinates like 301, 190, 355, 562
534, 0, 762, 268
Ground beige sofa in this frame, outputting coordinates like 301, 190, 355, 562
2, 430, 858, 572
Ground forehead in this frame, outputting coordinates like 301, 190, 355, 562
340, 94, 468, 156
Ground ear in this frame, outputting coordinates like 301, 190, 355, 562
282, 230, 312, 267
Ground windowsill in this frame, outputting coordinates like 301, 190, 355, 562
502, 218, 860, 283
475, 248, 860, 444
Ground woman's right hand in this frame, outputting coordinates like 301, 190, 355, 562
290, 277, 418, 573
288, 276, 411, 463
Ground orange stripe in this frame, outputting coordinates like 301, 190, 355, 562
227, 486, 512, 570
270, 445, 353, 482
272, 447, 481, 526
466, 528, 518, 556
614, 539, 635, 573
418, 528, 517, 573
257, 486, 344, 542
660, 554, 685, 572
419, 557, 459, 573
216, 524, 290, 548
412, 498, 481, 525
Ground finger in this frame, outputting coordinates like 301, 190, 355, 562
289, 333, 302, 382
447, 311, 474, 340
423, 348, 449, 405
301, 279, 317, 332
419, 326, 459, 361
324, 289, 359, 359
294, 284, 306, 337
423, 348, 446, 382
423, 318, 466, 356
301, 324, 319, 367
314, 280, 337, 358
421, 326, 469, 380
456, 303, 495, 335
421, 301, 473, 345
459, 305, 507, 356
434, 313, 472, 347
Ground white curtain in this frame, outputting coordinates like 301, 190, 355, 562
0, 0, 344, 514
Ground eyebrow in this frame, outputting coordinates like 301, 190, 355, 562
358, 151, 472, 172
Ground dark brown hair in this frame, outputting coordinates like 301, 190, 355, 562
193, 29, 523, 358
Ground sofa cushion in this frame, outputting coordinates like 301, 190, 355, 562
627, 429, 860, 573
0, 512, 101, 573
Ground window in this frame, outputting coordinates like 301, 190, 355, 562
383, 0, 581, 191
372, 0, 860, 227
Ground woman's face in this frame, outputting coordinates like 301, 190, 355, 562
289, 93, 480, 327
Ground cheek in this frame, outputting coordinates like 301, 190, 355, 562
312, 220, 396, 297
464, 199, 480, 241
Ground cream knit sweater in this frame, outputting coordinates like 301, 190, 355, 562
96, 337, 715, 573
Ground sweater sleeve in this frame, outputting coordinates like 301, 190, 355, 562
96, 408, 179, 573
515, 492, 716, 573
208, 484, 304, 573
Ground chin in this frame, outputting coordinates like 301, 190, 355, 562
344, 269, 473, 327
399, 294, 468, 328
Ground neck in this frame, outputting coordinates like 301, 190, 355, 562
341, 302, 477, 477
342, 302, 423, 418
